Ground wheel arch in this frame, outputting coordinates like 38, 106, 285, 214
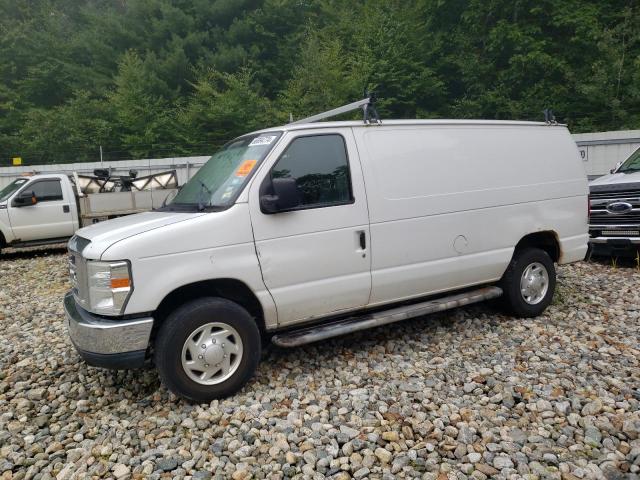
514, 230, 561, 263
153, 278, 266, 338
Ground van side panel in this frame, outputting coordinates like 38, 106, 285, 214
354, 125, 588, 306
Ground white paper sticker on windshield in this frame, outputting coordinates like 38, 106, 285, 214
249, 135, 277, 147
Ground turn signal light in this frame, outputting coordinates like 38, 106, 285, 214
110, 278, 131, 289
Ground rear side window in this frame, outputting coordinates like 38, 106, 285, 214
25, 180, 63, 202
270, 134, 352, 209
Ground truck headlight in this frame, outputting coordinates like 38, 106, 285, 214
86, 261, 132, 315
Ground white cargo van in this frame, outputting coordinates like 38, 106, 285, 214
64, 101, 588, 401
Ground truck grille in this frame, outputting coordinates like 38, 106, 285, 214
68, 236, 90, 310
589, 188, 640, 228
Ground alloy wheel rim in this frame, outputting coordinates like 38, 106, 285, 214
181, 322, 243, 385
519, 262, 549, 305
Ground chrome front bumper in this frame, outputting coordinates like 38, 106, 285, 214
64, 292, 153, 366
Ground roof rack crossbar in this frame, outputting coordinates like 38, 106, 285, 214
290, 95, 381, 125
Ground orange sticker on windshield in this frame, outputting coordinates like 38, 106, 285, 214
235, 159, 257, 177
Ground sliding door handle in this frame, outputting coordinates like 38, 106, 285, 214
358, 230, 366, 250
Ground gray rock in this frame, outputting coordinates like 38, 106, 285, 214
458, 425, 474, 444
463, 382, 477, 393
352, 438, 366, 451
192, 472, 213, 480
623, 418, 640, 440
375, 447, 392, 463
584, 426, 602, 446
555, 401, 571, 416
112, 464, 130, 479
303, 450, 316, 465
156, 458, 178, 472
467, 452, 482, 463
492, 456, 514, 469
353, 467, 370, 479
581, 399, 603, 416
339, 425, 359, 439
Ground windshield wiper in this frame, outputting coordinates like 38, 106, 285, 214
197, 180, 213, 211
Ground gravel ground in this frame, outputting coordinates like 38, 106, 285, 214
0, 251, 639, 480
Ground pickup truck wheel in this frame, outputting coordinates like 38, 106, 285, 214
499, 247, 556, 318
154, 298, 261, 402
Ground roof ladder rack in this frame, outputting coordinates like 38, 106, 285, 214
290, 93, 381, 125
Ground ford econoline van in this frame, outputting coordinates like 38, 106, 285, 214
64, 106, 588, 401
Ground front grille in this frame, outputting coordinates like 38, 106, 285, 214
589, 187, 640, 228
589, 190, 640, 201
68, 248, 89, 310
589, 212, 640, 225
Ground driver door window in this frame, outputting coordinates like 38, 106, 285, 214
268, 134, 353, 209
27, 180, 63, 202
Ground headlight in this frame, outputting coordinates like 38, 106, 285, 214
86, 260, 133, 315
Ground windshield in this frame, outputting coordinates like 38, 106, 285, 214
617, 147, 640, 173
0, 178, 29, 202
165, 132, 282, 211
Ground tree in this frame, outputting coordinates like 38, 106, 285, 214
179, 67, 275, 147
108, 51, 179, 158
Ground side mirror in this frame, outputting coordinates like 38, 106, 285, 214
13, 190, 37, 207
260, 177, 301, 214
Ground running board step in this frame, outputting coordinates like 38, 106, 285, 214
272, 286, 502, 348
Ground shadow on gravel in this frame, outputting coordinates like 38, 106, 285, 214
588, 256, 640, 269
263, 303, 498, 363
0, 245, 67, 260
83, 363, 166, 403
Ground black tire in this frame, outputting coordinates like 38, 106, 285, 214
498, 247, 556, 318
154, 297, 261, 402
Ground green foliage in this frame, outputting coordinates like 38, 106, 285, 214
19, 92, 114, 163
109, 51, 179, 158
0, 0, 638, 164
179, 67, 275, 146
280, 32, 363, 120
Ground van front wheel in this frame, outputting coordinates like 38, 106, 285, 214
499, 248, 556, 317
154, 298, 261, 402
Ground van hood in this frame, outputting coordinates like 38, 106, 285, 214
75, 211, 204, 259
589, 170, 640, 187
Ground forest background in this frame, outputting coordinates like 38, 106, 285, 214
1, 0, 638, 164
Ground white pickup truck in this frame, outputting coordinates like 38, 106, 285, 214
0, 171, 177, 253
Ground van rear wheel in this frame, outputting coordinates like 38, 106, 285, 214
499, 247, 556, 317
154, 298, 261, 402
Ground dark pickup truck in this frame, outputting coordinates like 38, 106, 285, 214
589, 147, 640, 257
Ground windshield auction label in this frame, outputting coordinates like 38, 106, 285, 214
235, 159, 257, 177
249, 135, 277, 147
